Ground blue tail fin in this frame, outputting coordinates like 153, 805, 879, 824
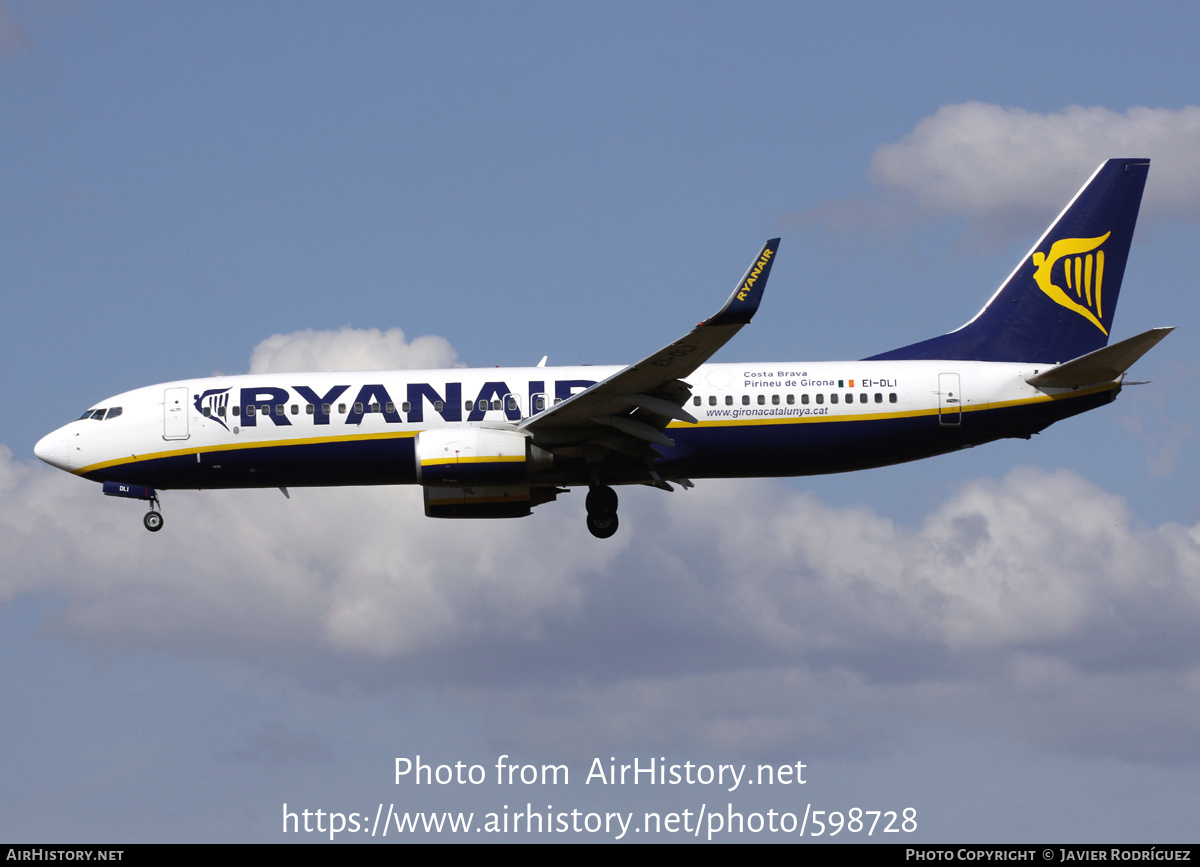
867, 158, 1150, 363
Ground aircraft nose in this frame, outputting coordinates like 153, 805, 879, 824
34, 429, 70, 471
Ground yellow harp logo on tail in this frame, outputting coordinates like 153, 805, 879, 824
1030, 232, 1111, 335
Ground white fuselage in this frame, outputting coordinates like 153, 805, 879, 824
35, 359, 1113, 490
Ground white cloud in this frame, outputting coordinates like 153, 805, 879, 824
869, 103, 1200, 222
248, 326, 460, 373
0, 464, 611, 658
7, 433, 1200, 761
793, 103, 1200, 237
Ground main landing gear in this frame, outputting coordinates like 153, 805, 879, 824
585, 484, 619, 539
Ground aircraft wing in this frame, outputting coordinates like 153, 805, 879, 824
519, 239, 779, 451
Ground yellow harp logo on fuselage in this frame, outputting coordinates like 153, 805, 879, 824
1030, 232, 1111, 335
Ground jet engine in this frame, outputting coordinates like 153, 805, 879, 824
415, 426, 556, 518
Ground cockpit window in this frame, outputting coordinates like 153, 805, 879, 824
73, 406, 127, 421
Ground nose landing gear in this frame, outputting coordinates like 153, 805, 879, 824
101, 482, 164, 532
143, 492, 164, 532
585, 484, 619, 539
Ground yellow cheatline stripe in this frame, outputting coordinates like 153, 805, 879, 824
420, 455, 526, 467
73, 429, 419, 476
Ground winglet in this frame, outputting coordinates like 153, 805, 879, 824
703, 238, 780, 327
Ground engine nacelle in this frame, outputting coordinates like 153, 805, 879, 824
415, 426, 552, 487
423, 484, 559, 519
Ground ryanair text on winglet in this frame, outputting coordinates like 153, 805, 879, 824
736, 247, 774, 302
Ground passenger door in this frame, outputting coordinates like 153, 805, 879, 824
163, 386, 190, 440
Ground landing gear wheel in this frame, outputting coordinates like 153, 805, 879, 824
586, 510, 619, 539
586, 485, 618, 515
144, 510, 164, 532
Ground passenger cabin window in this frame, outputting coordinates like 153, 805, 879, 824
816, 394, 824, 405
742, 395, 750, 405
465, 400, 474, 411
232, 406, 241, 417
534, 396, 546, 411
507, 397, 518, 412
772, 394, 780, 405
246, 406, 256, 417
786, 394, 794, 405
874, 393, 882, 404
370, 402, 380, 413
757, 395, 765, 405
889, 393, 898, 403
202, 407, 212, 417
801, 394, 809, 405
402, 401, 411, 413
433, 400, 443, 412
844, 393, 852, 403
859, 393, 868, 404
492, 400, 502, 411
291, 404, 299, 415
275, 404, 285, 416
725, 395, 733, 406
354, 402, 364, 414
306, 404, 315, 414
830, 394, 838, 404
338, 403, 347, 414
693, 396, 702, 406
384, 402, 394, 414
709, 396, 716, 406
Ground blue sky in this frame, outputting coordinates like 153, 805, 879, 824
3, 0, 1200, 842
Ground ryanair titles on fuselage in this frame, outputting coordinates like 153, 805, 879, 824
196, 376, 601, 431
184, 365, 908, 437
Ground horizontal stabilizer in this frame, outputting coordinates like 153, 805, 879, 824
1026, 327, 1173, 389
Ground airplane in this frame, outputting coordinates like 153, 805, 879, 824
34, 158, 1170, 539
